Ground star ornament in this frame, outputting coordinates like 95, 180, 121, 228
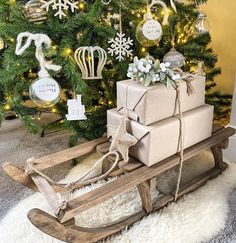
107, 116, 138, 162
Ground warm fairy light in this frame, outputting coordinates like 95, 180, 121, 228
17, 63, 20, 66
52, 45, 58, 50
137, 13, 141, 18
79, 2, 85, 10
38, 117, 41, 120
65, 48, 72, 55
8, 0, 16, 4
141, 47, 146, 53
52, 108, 57, 113
108, 100, 112, 105
131, 10, 135, 15
10, 38, 14, 43
62, 48, 73, 57
4, 104, 11, 110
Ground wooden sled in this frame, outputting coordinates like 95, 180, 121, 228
2, 126, 235, 243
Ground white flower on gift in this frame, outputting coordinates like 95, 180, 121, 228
127, 72, 133, 78
155, 74, 160, 81
160, 63, 167, 72
138, 61, 151, 73
127, 55, 183, 87
172, 74, 181, 80
128, 67, 133, 72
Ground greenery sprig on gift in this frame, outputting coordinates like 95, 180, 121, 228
127, 55, 181, 87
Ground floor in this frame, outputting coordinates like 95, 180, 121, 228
0, 118, 236, 242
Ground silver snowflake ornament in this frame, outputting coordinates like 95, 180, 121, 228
40, 0, 78, 19
108, 32, 133, 62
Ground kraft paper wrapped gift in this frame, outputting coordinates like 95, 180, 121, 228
117, 75, 205, 125
107, 105, 213, 167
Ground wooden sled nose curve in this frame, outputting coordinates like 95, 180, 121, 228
2, 162, 38, 191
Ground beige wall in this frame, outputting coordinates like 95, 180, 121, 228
201, 1, 236, 94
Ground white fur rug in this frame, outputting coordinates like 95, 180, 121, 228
1, 152, 236, 243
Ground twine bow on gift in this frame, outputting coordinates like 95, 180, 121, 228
15, 32, 61, 78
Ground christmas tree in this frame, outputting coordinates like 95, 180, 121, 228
0, 0, 230, 142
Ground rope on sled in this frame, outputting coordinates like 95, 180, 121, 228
25, 151, 120, 192
173, 85, 185, 201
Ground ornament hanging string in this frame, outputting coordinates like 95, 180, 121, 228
15, 32, 61, 78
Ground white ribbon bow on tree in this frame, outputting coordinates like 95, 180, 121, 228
15, 32, 61, 78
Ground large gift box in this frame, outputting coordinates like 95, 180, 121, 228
117, 75, 205, 126
107, 105, 213, 167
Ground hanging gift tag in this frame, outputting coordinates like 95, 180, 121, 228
142, 20, 162, 41
66, 95, 87, 121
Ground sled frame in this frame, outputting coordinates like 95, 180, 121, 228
2, 126, 235, 243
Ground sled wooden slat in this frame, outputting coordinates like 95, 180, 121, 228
31, 175, 60, 213
60, 127, 235, 223
30, 137, 107, 172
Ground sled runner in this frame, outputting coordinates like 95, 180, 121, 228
2, 126, 235, 243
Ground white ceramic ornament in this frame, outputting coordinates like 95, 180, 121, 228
135, 0, 169, 47
66, 94, 87, 121
15, 32, 62, 108
74, 46, 107, 79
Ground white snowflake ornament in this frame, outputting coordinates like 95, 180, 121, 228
40, 0, 78, 19
108, 32, 133, 62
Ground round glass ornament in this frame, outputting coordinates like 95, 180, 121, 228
24, 0, 48, 24
163, 48, 185, 68
135, 7, 163, 47
29, 77, 61, 108
193, 12, 211, 34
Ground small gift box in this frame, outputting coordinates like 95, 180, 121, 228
107, 105, 213, 167
117, 74, 205, 126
